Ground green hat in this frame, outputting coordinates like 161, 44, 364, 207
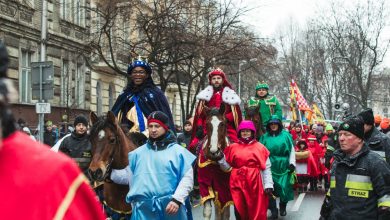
255, 81, 269, 90
46, 120, 53, 126
267, 115, 281, 124
325, 123, 334, 131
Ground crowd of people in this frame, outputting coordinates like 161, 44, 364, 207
2, 38, 390, 220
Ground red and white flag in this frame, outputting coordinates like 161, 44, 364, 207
290, 79, 312, 111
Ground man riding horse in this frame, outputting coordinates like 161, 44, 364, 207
189, 68, 242, 219
111, 58, 175, 136
247, 81, 283, 128
189, 68, 242, 152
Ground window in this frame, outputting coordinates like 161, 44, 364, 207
96, 81, 102, 116
108, 83, 115, 109
384, 108, 389, 118
74, 0, 85, 26
61, 60, 71, 106
60, 0, 70, 21
19, 51, 33, 103
74, 64, 85, 108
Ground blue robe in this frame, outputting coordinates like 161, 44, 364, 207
126, 142, 196, 220
111, 85, 175, 132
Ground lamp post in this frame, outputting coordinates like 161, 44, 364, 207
238, 58, 257, 97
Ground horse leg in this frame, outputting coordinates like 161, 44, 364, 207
221, 206, 230, 220
203, 199, 212, 220
214, 203, 222, 220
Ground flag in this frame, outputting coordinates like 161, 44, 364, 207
289, 82, 297, 121
312, 103, 325, 122
290, 80, 312, 112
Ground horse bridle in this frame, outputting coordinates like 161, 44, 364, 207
101, 134, 119, 182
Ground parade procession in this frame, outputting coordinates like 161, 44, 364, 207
1, 0, 390, 220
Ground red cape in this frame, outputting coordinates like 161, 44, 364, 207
225, 141, 270, 220
0, 132, 106, 219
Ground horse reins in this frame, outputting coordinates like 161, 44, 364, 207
102, 135, 118, 182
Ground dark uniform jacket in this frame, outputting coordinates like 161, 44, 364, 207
59, 132, 92, 172
365, 127, 390, 165
328, 145, 390, 220
177, 131, 192, 149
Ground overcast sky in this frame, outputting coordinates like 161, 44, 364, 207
232, 0, 320, 37
232, 0, 390, 67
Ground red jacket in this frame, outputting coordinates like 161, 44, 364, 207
0, 132, 106, 220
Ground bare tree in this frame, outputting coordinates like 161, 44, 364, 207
319, 0, 390, 109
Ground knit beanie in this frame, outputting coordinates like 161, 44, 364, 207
380, 118, 390, 130
338, 116, 364, 140
357, 108, 374, 125
315, 125, 324, 133
147, 111, 169, 131
374, 114, 382, 125
325, 124, 334, 131
74, 115, 88, 127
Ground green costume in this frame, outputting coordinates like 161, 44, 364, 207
260, 118, 294, 203
247, 82, 283, 126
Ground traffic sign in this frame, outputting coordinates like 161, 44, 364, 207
35, 103, 51, 114
31, 61, 54, 101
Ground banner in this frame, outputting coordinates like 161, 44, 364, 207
290, 80, 312, 111
312, 103, 325, 122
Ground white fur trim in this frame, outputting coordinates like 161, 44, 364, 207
196, 85, 241, 105
222, 87, 241, 105
196, 85, 214, 101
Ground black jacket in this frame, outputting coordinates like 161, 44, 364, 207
59, 132, 91, 172
177, 131, 192, 149
43, 130, 56, 147
327, 145, 390, 220
365, 127, 390, 165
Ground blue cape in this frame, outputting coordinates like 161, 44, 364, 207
111, 80, 175, 132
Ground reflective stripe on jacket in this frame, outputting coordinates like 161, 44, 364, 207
329, 145, 390, 220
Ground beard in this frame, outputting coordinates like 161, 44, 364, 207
213, 84, 222, 90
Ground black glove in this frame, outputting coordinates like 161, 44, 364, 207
209, 149, 224, 161
320, 195, 332, 219
196, 126, 204, 139
288, 164, 295, 173
265, 188, 273, 197
170, 198, 182, 207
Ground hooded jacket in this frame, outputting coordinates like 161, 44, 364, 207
364, 126, 390, 165
328, 145, 390, 220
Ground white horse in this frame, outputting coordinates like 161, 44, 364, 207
198, 106, 231, 220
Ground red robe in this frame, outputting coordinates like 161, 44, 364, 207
0, 132, 106, 220
189, 86, 242, 153
198, 145, 232, 212
290, 130, 308, 141
225, 141, 270, 220
294, 147, 319, 177
307, 141, 322, 176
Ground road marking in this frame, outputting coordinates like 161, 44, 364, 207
290, 193, 306, 212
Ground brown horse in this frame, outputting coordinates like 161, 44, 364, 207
244, 103, 264, 139
88, 111, 146, 219
203, 105, 229, 160
198, 105, 231, 220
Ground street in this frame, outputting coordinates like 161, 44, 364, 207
192, 190, 325, 220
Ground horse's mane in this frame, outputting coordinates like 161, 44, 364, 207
89, 116, 117, 138
89, 115, 147, 147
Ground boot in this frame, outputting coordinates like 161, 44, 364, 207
309, 178, 315, 191
269, 197, 278, 219
279, 202, 287, 216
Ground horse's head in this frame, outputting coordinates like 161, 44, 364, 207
204, 105, 227, 158
244, 103, 264, 138
88, 111, 136, 182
